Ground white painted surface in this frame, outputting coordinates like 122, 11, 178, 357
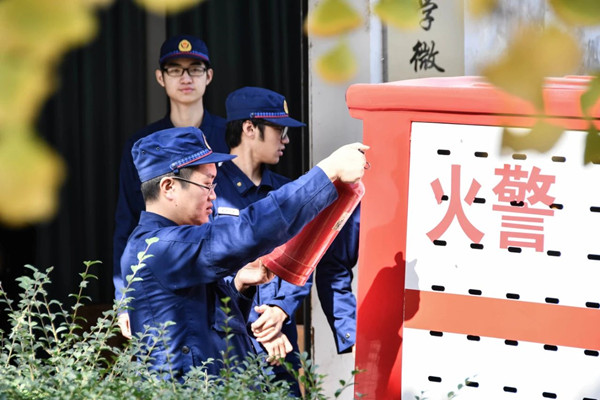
403, 122, 600, 399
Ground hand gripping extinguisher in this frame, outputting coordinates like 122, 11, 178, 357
261, 179, 365, 286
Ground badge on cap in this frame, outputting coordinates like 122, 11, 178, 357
283, 100, 289, 115
178, 39, 192, 52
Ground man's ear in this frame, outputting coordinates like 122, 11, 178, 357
159, 177, 176, 200
242, 120, 256, 139
205, 68, 214, 86
155, 68, 165, 88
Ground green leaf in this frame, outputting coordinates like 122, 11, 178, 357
501, 120, 565, 153
584, 124, 600, 164
305, 0, 362, 36
467, 0, 499, 17
580, 73, 600, 117
134, 0, 204, 14
316, 39, 357, 83
373, 0, 420, 30
483, 25, 580, 110
549, 0, 600, 26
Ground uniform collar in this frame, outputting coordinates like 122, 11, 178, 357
138, 210, 178, 228
165, 109, 215, 129
219, 160, 276, 195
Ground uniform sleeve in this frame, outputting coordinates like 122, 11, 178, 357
112, 138, 145, 303
267, 277, 313, 320
149, 167, 339, 290
315, 205, 360, 353
223, 275, 256, 322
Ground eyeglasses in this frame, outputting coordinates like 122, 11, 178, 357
162, 66, 207, 77
262, 122, 289, 141
172, 177, 217, 194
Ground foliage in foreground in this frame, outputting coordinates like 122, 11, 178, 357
0, 239, 358, 399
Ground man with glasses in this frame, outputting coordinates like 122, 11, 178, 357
113, 34, 227, 338
212, 87, 359, 396
122, 125, 368, 380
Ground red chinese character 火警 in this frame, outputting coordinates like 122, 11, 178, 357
427, 164, 484, 243
492, 164, 556, 252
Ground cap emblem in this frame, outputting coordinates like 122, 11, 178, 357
283, 100, 289, 115
178, 39, 192, 52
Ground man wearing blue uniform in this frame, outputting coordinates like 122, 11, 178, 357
113, 34, 228, 338
212, 87, 360, 394
121, 125, 368, 380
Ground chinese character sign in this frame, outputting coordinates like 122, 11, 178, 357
426, 163, 557, 252
403, 121, 600, 400
387, 0, 463, 80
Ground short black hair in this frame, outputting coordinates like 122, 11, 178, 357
225, 118, 267, 149
140, 166, 195, 203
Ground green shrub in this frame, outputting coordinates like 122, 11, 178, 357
0, 238, 358, 399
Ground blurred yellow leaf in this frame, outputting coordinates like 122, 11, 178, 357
305, 0, 362, 36
482, 25, 581, 110
584, 124, 600, 164
134, 0, 204, 14
467, 0, 499, 18
0, 57, 56, 129
549, 0, 600, 26
316, 39, 357, 83
501, 120, 565, 153
373, 0, 420, 30
83, 0, 114, 6
580, 73, 600, 118
0, 0, 99, 62
0, 0, 110, 226
0, 130, 66, 227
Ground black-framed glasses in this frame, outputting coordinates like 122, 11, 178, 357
163, 66, 207, 77
172, 177, 217, 194
262, 122, 289, 141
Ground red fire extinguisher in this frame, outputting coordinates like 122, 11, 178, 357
261, 179, 365, 286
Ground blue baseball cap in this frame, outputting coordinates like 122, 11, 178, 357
132, 127, 235, 183
225, 87, 306, 128
159, 34, 211, 67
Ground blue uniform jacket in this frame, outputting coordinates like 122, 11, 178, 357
121, 167, 338, 378
113, 112, 228, 302
212, 161, 309, 372
213, 161, 358, 362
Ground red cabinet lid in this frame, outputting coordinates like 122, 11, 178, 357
347, 76, 598, 119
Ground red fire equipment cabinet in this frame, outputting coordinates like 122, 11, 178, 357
347, 76, 600, 399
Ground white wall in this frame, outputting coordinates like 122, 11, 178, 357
464, 0, 600, 75
307, 0, 376, 398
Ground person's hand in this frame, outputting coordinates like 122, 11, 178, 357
251, 304, 288, 343
118, 312, 132, 339
316, 142, 370, 183
234, 259, 275, 292
260, 332, 293, 366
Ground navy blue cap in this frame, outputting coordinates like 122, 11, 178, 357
159, 34, 211, 67
225, 87, 306, 128
132, 127, 235, 183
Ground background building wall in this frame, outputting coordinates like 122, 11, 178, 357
307, 0, 373, 397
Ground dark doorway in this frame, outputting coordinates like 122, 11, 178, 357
1, 0, 309, 341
